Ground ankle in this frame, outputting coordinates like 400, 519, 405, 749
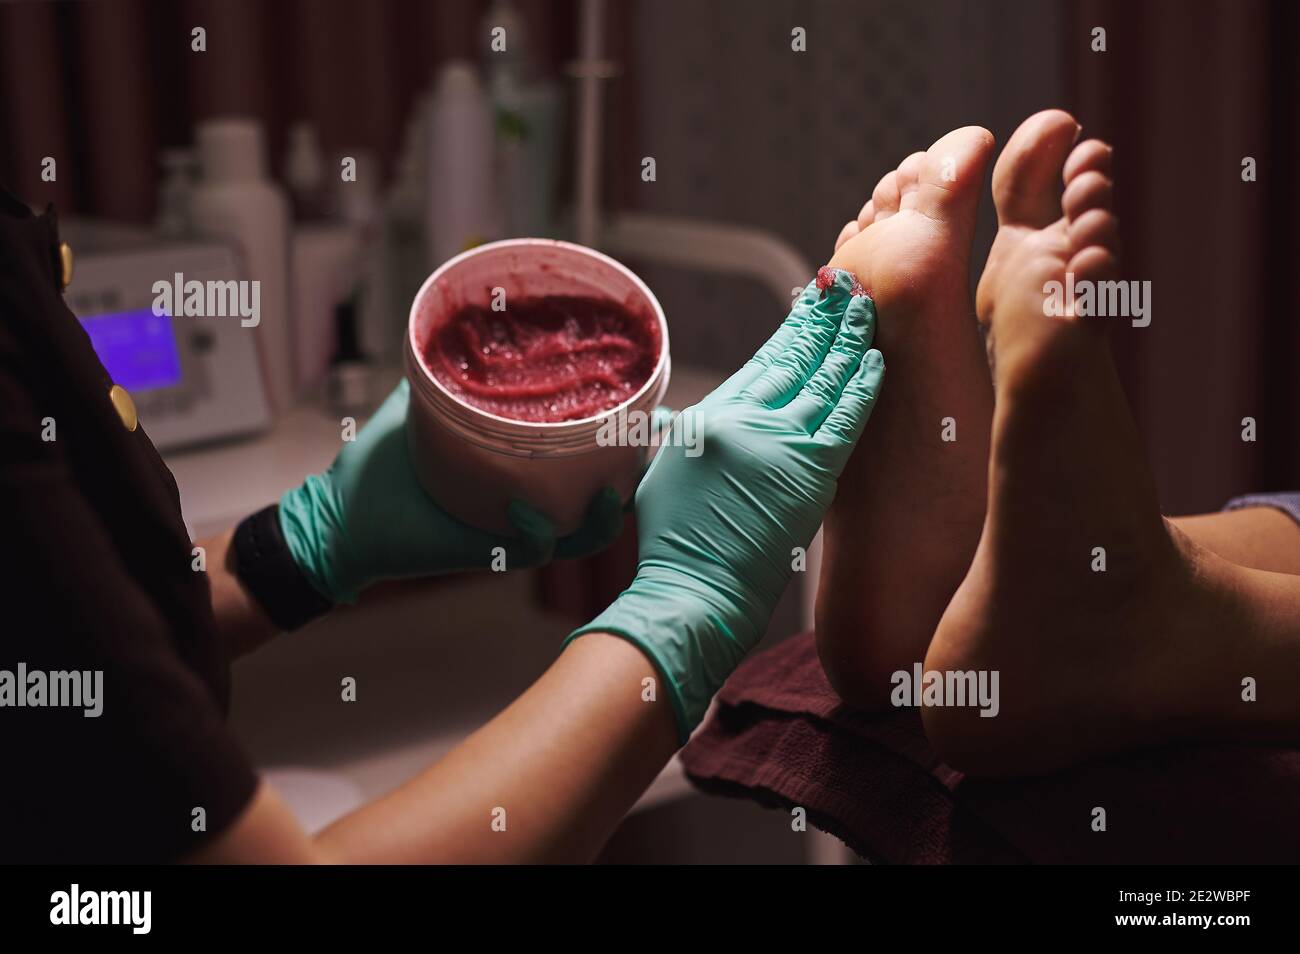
815, 602, 933, 710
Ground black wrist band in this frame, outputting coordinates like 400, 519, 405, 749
233, 504, 334, 631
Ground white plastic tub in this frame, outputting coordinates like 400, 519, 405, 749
404, 238, 670, 535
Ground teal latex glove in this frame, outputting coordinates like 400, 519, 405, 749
567, 270, 884, 740
279, 378, 624, 603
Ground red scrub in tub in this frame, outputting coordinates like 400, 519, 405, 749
402, 238, 671, 535
422, 295, 662, 423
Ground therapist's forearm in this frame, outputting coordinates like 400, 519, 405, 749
201, 527, 283, 659
315, 632, 680, 863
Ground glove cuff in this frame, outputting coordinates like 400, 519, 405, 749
233, 505, 334, 631
564, 578, 748, 744
278, 475, 362, 604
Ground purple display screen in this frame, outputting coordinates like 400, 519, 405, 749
79, 309, 183, 392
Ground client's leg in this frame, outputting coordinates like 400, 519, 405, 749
815, 127, 996, 706
923, 109, 1300, 776
1172, 507, 1300, 575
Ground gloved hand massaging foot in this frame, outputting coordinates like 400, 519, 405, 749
278, 378, 625, 603
570, 270, 885, 739
200, 272, 884, 863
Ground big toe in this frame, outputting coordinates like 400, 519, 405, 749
912, 126, 995, 226
991, 109, 1081, 228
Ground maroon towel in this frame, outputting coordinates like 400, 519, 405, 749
680, 632, 1300, 863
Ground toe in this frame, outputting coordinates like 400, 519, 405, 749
1067, 208, 1119, 254
1062, 170, 1113, 221
913, 126, 995, 223
1063, 138, 1113, 184
834, 220, 860, 251
991, 109, 1081, 228
871, 170, 901, 221
855, 199, 875, 231
894, 151, 927, 210
1067, 244, 1119, 285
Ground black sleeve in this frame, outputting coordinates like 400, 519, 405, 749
0, 246, 258, 865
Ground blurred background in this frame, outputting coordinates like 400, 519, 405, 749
5, 0, 1295, 511
2, 0, 1295, 861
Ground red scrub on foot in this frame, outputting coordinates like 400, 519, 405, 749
423, 296, 661, 422
816, 265, 869, 298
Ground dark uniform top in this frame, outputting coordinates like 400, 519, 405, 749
0, 189, 257, 862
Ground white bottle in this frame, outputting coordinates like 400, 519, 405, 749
379, 113, 431, 358
425, 61, 498, 268
338, 149, 394, 362
481, 0, 562, 237
284, 121, 331, 220
156, 148, 197, 238
191, 118, 295, 412
484, 0, 527, 237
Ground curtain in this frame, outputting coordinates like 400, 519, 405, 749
1068, 0, 1299, 514
0, 0, 577, 220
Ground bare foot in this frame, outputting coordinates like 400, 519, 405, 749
923, 110, 1247, 776
815, 127, 996, 706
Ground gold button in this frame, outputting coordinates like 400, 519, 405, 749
109, 384, 137, 432
59, 241, 74, 289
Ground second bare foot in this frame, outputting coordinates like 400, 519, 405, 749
924, 110, 1247, 776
